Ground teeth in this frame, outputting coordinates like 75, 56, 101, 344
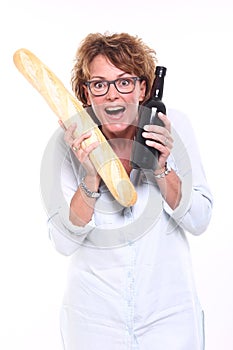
105, 106, 125, 115
106, 107, 123, 112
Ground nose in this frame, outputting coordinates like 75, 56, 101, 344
106, 82, 119, 100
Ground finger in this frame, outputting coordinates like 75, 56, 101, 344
80, 141, 100, 157
157, 112, 171, 131
64, 123, 77, 145
145, 140, 171, 156
143, 124, 167, 136
71, 144, 80, 153
58, 119, 67, 131
163, 136, 170, 147
71, 131, 92, 149
72, 140, 100, 176
72, 132, 99, 155
142, 131, 173, 147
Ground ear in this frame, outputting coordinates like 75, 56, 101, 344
139, 80, 146, 102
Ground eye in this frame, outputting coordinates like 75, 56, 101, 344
92, 81, 106, 90
119, 78, 131, 87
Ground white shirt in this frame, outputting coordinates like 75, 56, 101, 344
41, 109, 213, 350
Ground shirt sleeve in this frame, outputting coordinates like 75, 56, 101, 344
163, 109, 213, 235
40, 128, 96, 256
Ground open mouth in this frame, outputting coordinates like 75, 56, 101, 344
105, 106, 126, 116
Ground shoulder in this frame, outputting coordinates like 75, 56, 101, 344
167, 108, 193, 129
167, 108, 197, 142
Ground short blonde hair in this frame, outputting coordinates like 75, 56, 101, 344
71, 32, 157, 106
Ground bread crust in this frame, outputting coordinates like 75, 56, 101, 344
13, 49, 137, 207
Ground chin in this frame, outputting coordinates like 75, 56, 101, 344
100, 116, 136, 137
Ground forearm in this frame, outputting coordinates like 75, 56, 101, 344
155, 168, 182, 210
70, 174, 101, 226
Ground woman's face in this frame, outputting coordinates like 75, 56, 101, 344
84, 54, 146, 138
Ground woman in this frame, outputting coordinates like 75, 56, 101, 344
44, 32, 213, 349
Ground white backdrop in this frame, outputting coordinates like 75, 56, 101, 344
1, 0, 232, 349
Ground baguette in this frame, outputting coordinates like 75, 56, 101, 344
13, 48, 137, 207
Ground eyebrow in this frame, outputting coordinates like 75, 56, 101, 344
90, 73, 131, 80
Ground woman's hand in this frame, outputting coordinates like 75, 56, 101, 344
60, 121, 100, 177
142, 112, 173, 169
